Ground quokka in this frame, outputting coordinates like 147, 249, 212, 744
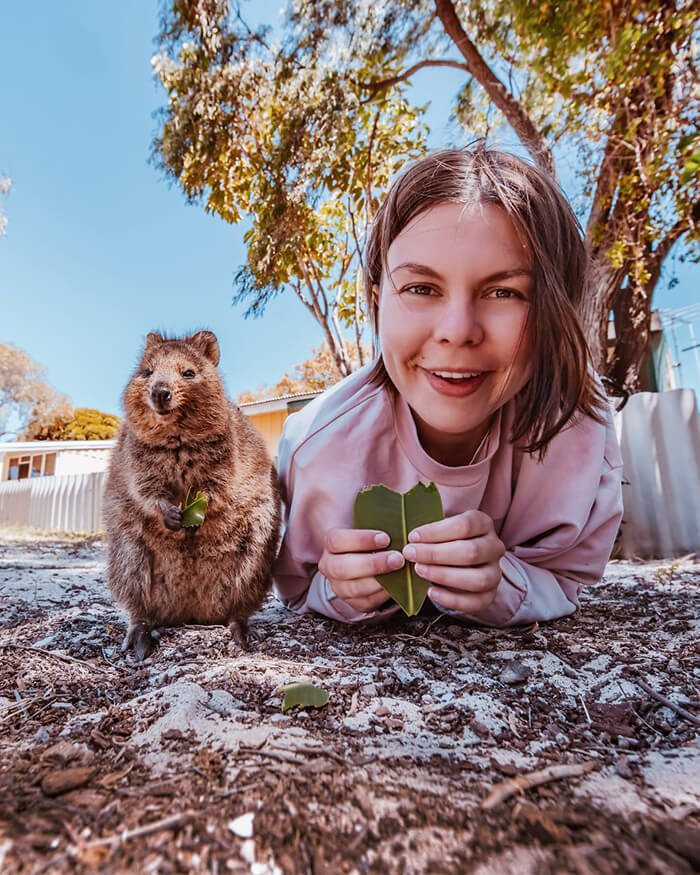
103, 330, 281, 660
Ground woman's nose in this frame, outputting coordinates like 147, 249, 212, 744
433, 299, 484, 346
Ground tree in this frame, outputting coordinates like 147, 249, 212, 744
237, 344, 363, 403
32, 408, 121, 441
0, 343, 72, 440
152, 2, 428, 377
155, 0, 698, 393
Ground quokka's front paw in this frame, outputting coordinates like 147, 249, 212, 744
158, 499, 183, 531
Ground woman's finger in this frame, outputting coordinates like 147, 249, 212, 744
330, 575, 386, 600
403, 534, 504, 568
343, 588, 394, 612
415, 562, 502, 593
408, 510, 493, 544
428, 585, 498, 614
325, 528, 390, 554
320, 549, 404, 582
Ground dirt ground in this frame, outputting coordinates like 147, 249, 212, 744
0, 528, 698, 874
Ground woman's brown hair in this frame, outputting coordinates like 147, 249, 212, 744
364, 145, 606, 458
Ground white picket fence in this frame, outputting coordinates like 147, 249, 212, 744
0, 389, 698, 557
0, 471, 107, 532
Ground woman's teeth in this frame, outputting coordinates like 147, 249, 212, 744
431, 370, 484, 380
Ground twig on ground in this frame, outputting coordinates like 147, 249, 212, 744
239, 744, 349, 767
636, 679, 700, 727
579, 695, 592, 725
82, 811, 195, 848
237, 746, 305, 766
0, 643, 114, 675
13, 689, 29, 718
216, 782, 259, 799
481, 761, 597, 810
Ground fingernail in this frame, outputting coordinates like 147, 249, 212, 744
408, 530, 421, 543
387, 552, 403, 569
415, 563, 428, 576
403, 545, 417, 561
375, 532, 390, 547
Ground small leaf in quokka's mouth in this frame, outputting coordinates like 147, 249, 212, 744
353, 481, 444, 616
280, 683, 330, 712
180, 488, 208, 528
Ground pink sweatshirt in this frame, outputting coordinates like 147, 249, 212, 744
273, 364, 623, 627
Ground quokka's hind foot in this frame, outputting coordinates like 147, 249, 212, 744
121, 621, 158, 661
228, 618, 252, 651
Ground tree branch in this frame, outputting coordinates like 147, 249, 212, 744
433, 0, 555, 176
645, 207, 699, 295
358, 59, 469, 96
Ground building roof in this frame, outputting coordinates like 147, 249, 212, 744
237, 390, 323, 415
0, 439, 117, 454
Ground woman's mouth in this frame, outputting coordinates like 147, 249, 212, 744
422, 368, 490, 397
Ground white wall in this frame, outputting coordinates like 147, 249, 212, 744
615, 388, 700, 558
55, 449, 112, 476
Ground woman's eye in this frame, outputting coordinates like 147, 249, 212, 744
403, 284, 435, 297
182, 369, 196, 378
142, 368, 153, 378
489, 288, 522, 300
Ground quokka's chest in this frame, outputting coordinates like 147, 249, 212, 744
142, 445, 228, 491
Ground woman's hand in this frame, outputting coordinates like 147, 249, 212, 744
402, 510, 505, 615
319, 528, 404, 613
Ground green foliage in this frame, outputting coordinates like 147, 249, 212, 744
280, 682, 330, 712
36, 408, 120, 441
153, 1, 428, 376
180, 489, 208, 528
154, 0, 699, 391
353, 481, 444, 616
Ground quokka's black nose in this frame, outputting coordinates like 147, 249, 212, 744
151, 384, 172, 408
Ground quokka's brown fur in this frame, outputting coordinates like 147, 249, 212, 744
103, 330, 281, 660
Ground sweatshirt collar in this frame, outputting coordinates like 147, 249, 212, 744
390, 387, 501, 487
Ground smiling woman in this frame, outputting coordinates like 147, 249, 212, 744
272, 146, 623, 630
377, 202, 534, 466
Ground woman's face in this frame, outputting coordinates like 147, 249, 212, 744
377, 201, 533, 465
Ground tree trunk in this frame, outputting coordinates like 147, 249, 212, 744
584, 254, 652, 393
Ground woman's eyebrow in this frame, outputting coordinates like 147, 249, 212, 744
480, 268, 534, 283
389, 261, 444, 279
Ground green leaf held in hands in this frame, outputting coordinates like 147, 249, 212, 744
180, 488, 208, 528
280, 682, 330, 713
353, 481, 444, 617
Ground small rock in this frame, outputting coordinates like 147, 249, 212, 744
500, 660, 533, 685
229, 812, 255, 839
393, 663, 419, 685
41, 741, 84, 764
41, 767, 94, 797
614, 755, 634, 779
33, 727, 51, 744
470, 719, 491, 739
374, 704, 391, 717
360, 683, 378, 697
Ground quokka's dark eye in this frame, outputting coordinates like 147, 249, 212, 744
142, 368, 153, 378
182, 369, 196, 378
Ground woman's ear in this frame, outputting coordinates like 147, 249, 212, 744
372, 283, 379, 305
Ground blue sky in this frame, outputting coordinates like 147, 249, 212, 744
1, 1, 698, 420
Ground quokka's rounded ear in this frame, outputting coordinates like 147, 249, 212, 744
186, 330, 220, 366
145, 332, 165, 348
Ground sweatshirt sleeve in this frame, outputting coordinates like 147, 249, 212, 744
450, 405, 623, 628
272, 407, 401, 624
